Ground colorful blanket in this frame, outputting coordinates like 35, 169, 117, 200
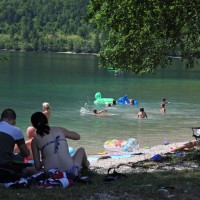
2, 168, 75, 189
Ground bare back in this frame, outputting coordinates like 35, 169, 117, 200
32, 127, 74, 172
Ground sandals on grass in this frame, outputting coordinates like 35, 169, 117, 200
76, 175, 92, 184
103, 168, 127, 183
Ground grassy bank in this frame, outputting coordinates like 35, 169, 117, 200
0, 150, 200, 199
0, 169, 199, 200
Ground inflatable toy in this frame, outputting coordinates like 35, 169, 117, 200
117, 95, 138, 105
104, 138, 139, 152
94, 92, 114, 105
68, 146, 75, 156
164, 140, 169, 145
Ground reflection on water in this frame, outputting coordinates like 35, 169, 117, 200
0, 51, 200, 154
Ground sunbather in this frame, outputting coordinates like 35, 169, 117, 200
170, 140, 200, 152
170, 128, 200, 152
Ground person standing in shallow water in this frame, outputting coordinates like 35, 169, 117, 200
137, 107, 147, 119
161, 97, 170, 107
160, 97, 170, 113
42, 102, 51, 120
31, 112, 89, 175
160, 103, 166, 114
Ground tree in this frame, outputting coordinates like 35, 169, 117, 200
88, 0, 200, 75
93, 33, 101, 53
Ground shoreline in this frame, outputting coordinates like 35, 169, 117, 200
88, 141, 199, 174
0, 49, 98, 56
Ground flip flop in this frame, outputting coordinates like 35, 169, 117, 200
76, 175, 92, 184
103, 168, 127, 183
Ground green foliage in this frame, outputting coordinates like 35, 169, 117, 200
0, 0, 101, 53
88, 0, 200, 75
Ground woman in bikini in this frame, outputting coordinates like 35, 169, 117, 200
31, 112, 89, 175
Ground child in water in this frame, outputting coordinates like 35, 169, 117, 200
137, 107, 147, 119
160, 103, 166, 113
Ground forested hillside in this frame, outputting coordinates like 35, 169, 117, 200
0, 0, 101, 53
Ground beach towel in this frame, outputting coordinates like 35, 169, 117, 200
3, 168, 74, 189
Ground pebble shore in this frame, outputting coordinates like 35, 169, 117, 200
89, 142, 199, 174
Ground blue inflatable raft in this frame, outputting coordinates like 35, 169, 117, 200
117, 95, 138, 105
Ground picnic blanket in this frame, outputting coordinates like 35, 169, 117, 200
2, 168, 75, 189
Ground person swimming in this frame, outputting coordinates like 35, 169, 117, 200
93, 109, 109, 116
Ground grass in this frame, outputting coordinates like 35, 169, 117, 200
0, 169, 199, 199
0, 151, 200, 200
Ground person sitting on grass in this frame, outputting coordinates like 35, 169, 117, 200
31, 112, 89, 176
14, 126, 36, 159
0, 108, 32, 179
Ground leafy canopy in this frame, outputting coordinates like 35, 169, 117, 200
88, 0, 200, 75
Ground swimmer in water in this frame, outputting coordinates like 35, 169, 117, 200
137, 107, 147, 119
93, 109, 109, 116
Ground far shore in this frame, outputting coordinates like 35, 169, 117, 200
57, 51, 98, 56
0, 49, 98, 56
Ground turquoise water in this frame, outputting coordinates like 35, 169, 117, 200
0, 51, 200, 154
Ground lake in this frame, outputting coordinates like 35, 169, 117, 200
0, 51, 200, 154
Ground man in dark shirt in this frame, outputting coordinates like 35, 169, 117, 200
0, 108, 30, 177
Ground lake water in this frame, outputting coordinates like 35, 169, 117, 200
0, 51, 200, 154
